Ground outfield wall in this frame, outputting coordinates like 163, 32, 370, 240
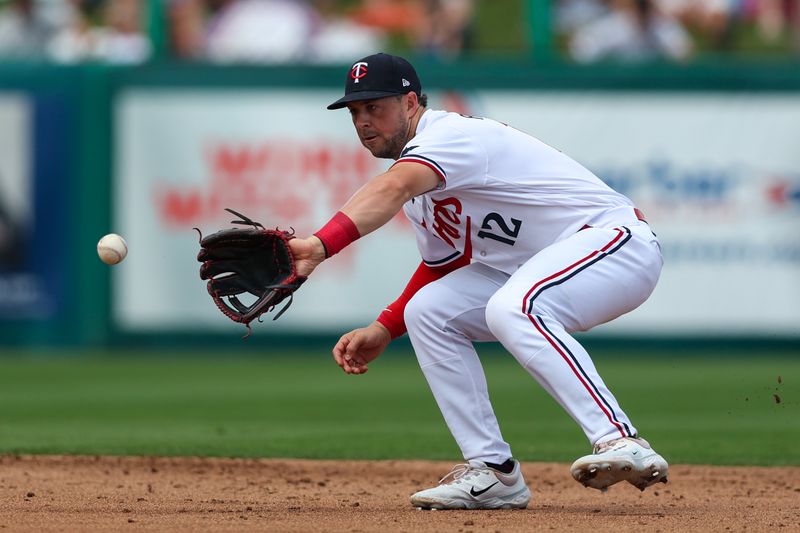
1, 62, 799, 346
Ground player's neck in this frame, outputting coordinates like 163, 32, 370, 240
407, 106, 427, 142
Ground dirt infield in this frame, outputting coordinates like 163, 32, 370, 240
1, 455, 798, 532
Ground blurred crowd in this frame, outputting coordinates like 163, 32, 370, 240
0, 0, 151, 63
0, 0, 797, 64
170, 0, 475, 63
0, 0, 475, 63
559, 0, 800, 63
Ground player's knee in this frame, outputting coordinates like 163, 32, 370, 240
486, 286, 564, 343
485, 287, 521, 343
404, 284, 439, 335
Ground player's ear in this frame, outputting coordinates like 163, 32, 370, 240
405, 92, 419, 114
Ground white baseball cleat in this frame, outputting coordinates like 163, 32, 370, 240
570, 436, 669, 491
410, 460, 531, 510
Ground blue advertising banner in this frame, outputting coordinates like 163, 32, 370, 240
0, 92, 71, 321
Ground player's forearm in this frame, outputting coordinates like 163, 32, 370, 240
311, 178, 407, 259
313, 164, 438, 259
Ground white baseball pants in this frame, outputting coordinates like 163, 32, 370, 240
404, 223, 662, 464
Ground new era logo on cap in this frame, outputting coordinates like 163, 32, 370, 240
327, 53, 422, 110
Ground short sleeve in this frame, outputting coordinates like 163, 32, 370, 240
394, 122, 486, 191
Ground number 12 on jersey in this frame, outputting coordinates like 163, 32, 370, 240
477, 212, 522, 246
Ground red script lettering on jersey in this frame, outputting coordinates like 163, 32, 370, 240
432, 197, 462, 247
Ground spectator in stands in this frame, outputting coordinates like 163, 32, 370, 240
656, 0, 735, 49
47, 0, 151, 64
748, 0, 798, 44
347, 0, 423, 35
203, 0, 318, 63
413, 0, 475, 58
168, 0, 477, 63
168, 0, 386, 63
0, 0, 73, 59
568, 0, 693, 63
103, 0, 151, 62
307, 0, 387, 63
349, 0, 474, 59
168, 0, 206, 59
556, 0, 608, 35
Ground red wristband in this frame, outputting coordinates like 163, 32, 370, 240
377, 307, 407, 339
313, 211, 360, 257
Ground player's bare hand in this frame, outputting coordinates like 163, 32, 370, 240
332, 322, 391, 375
288, 236, 326, 278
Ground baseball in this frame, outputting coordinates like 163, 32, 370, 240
97, 233, 128, 265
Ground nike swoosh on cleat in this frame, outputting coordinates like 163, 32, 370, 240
469, 482, 499, 497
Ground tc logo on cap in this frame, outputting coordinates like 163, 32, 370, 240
351, 62, 368, 84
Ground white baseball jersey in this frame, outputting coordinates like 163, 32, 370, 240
394, 108, 663, 463
399, 109, 637, 274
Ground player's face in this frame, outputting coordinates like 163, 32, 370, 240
347, 96, 411, 159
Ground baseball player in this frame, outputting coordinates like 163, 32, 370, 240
289, 53, 668, 510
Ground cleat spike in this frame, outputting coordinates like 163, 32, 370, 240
569, 437, 668, 492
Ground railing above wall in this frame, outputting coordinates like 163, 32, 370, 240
103, 58, 800, 91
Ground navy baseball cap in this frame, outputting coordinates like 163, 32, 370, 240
327, 53, 422, 110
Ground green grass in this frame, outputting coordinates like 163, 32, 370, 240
0, 347, 797, 465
